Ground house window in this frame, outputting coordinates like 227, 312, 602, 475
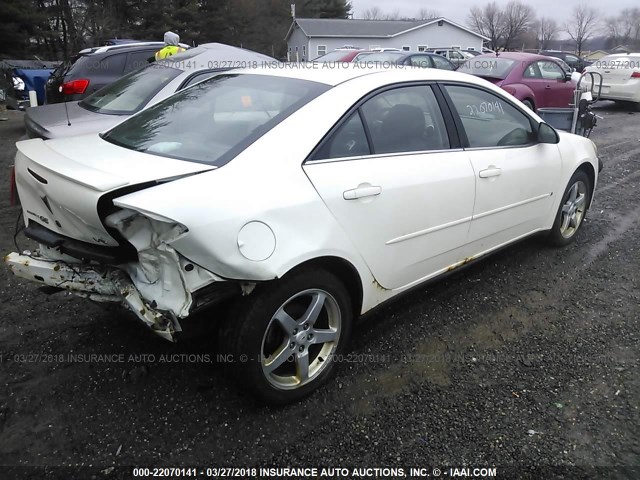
317, 45, 327, 56
295, 46, 298, 52
418, 45, 428, 52
303, 45, 306, 58
402, 45, 411, 51
451, 45, 461, 49
467, 47, 476, 51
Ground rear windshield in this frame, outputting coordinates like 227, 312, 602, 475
313, 50, 357, 62
457, 57, 516, 79
102, 74, 330, 166
79, 64, 182, 115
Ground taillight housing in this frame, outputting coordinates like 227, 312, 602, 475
631, 71, 640, 79
10, 166, 18, 206
61, 79, 89, 95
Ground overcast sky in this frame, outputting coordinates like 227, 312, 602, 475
350, 0, 629, 26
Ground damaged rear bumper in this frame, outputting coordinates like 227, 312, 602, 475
4, 251, 181, 341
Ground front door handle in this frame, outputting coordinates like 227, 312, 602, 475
545, 85, 552, 89
479, 166, 502, 178
343, 185, 382, 200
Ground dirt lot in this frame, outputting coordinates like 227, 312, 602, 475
0, 103, 638, 479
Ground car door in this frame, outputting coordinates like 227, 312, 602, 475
303, 85, 476, 290
521, 61, 548, 105
442, 84, 562, 251
537, 59, 575, 107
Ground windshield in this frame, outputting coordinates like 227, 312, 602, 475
80, 64, 182, 115
103, 74, 330, 166
457, 57, 516, 79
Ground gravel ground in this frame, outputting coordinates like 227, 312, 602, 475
0, 103, 638, 479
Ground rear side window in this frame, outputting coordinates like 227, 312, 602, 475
361, 86, 449, 154
68, 53, 126, 77
314, 85, 449, 160
444, 85, 534, 148
432, 55, 455, 70
125, 51, 155, 72
314, 112, 370, 159
181, 70, 221, 89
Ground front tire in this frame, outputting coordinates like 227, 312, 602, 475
220, 269, 353, 405
547, 170, 592, 246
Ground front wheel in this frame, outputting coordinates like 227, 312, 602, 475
219, 269, 353, 405
547, 170, 592, 246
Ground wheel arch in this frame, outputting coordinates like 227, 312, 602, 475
281, 255, 364, 321
576, 161, 596, 206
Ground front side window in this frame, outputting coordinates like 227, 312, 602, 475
537, 60, 565, 80
103, 74, 330, 166
444, 85, 534, 148
523, 62, 542, 78
80, 63, 182, 114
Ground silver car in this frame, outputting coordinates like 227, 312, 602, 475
24, 43, 277, 139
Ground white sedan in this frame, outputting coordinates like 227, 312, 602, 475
585, 53, 640, 108
6, 65, 601, 404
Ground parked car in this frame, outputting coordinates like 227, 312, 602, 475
426, 48, 475, 68
7, 65, 600, 404
584, 53, 640, 110
458, 52, 576, 110
45, 41, 190, 104
355, 51, 456, 70
540, 50, 593, 72
25, 43, 276, 139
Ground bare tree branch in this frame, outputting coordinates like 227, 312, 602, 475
565, 3, 599, 56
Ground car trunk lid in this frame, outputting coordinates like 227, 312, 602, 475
15, 136, 215, 248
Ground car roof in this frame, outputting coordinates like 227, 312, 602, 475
158, 43, 276, 71
78, 41, 181, 56
233, 62, 482, 87
474, 52, 559, 62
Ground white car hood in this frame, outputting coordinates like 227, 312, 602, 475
15, 135, 215, 246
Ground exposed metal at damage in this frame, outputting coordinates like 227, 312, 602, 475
5, 251, 180, 341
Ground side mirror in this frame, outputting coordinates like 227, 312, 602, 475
564, 72, 573, 81
537, 122, 560, 144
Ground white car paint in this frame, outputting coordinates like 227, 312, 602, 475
7, 65, 600, 342
585, 53, 640, 104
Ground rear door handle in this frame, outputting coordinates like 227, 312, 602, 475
479, 167, 502, 178
343, 185, 382, 200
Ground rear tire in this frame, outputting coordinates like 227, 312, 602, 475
547, 170, 592, 247
522, 99, 534, 111
219, 269, 353, 405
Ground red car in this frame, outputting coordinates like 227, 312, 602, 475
312, 48, 364, 62
458, 52, 576, 110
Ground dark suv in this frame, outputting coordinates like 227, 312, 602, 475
45, 42, 166, 104
539, 51, 593, 72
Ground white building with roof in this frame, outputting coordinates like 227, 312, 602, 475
285, 17, 489, 61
